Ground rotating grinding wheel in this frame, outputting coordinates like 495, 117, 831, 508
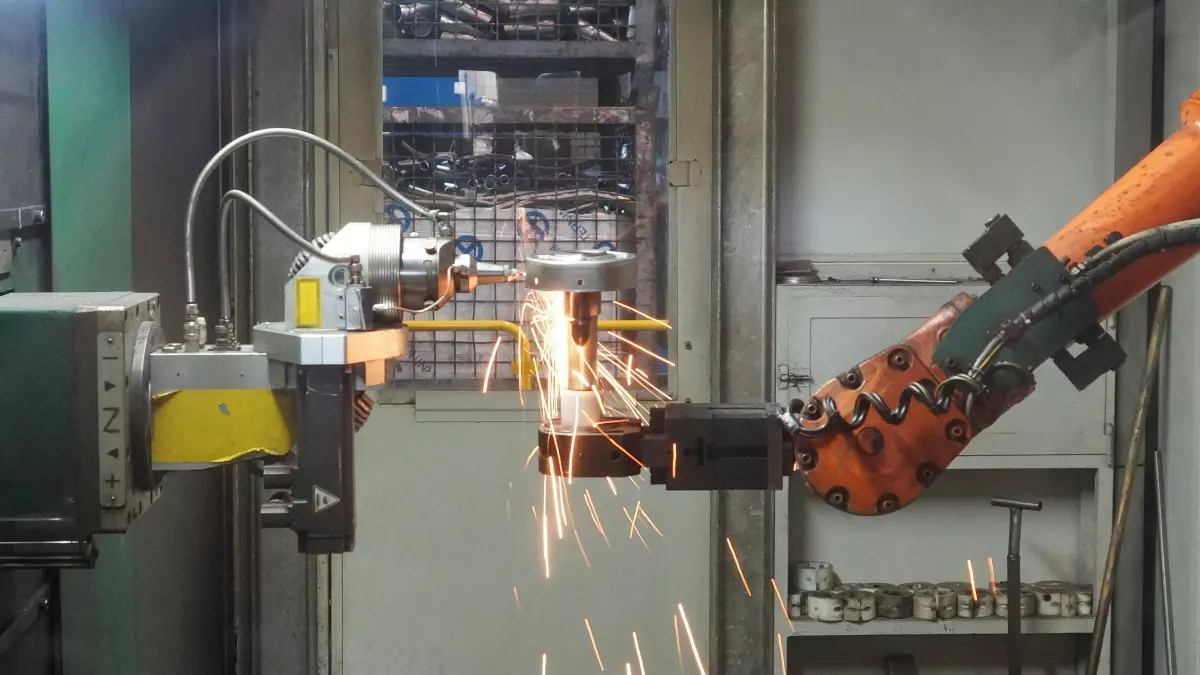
527, 250, 644, 477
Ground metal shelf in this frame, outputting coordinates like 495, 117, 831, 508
384, 106, 637, 125
790, 616, 1094, 637
383, 38, 636, 61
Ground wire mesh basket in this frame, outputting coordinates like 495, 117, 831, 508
385, 117, 647, 388
383, 0, 637, 42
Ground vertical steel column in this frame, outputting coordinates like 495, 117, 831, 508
46, 4, 138, 674
250, 3, 320, 674
712, 0, 777, 674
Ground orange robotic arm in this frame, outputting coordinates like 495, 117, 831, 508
794, 90, 1200, 515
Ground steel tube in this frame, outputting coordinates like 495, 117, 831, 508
218, 190, 353, 324
1007, 553, 1020, 675
1086, 284, 1173, 675
185, 127, 440, 307
1153, 449, 1178, 675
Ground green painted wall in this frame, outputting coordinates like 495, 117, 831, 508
47, 0, 132, 292
46, 3, 138, 674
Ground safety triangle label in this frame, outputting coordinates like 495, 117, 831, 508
313, 485, 340, 514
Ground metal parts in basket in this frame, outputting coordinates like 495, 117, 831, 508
384, 0, 636, 41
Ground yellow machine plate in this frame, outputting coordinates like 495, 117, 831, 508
152, 389, 293, 466
294, 277, 322, 328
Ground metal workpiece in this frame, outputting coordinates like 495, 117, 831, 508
252, 323, 408, 366
995, 590, 1038, 618
525, 249, 637, 292
875, 587, 914, 619
789, 561, 834, 592
805, 591, 844, 622
150, 345, 273, 391
564, 292, 602, 392
537, 421, 643, 478
838, 590, 876, 623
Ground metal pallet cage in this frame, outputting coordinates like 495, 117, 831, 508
381, 0, 664, 389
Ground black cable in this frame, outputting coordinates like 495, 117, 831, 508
1016, 221, 1200, 333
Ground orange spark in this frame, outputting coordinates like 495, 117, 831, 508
526, 446, 540, 470
628, 476, 642, 490
606, 477, 618, 495
514, 586, 521, 611
614, 300, 671, 328
569, 405, 580, 484
632, 633, 646, 675
613, 359, 673, 401
678, 604, 707, 675
583, 490, 611, 547
628, 501, 642, 539
573, 522, 592, 568
549, 457, 565, 539
967, 559, 978, 602
573, 370, 592, 388
988, 557, 997, 597
727, 537, 753, 597
542, 653, 547, 675
592, 385, 610, 417
622, 506, 651, 551
607, 332, 675, 366
671, 443, 678, 479
626, 355, 634, 386
674, 616, 684, 675
585, 618, 605, 672
639, 507, 664, 538
532, 504, 540, 527
776, 633, 787, 675
482, 336, 504, 393
771, 577, 794, 631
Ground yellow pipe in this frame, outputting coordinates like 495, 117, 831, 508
599, 319, 670, 332
405, 320, 534, 389
404, 318, 670, 391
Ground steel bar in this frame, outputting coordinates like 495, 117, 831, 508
1086, 284, 1173, 675
991, 498, 1041, 675
0, 584, 49, 659
1152, 449, 1178, 675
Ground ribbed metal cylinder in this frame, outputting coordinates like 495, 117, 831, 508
367, 223, 405, 321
